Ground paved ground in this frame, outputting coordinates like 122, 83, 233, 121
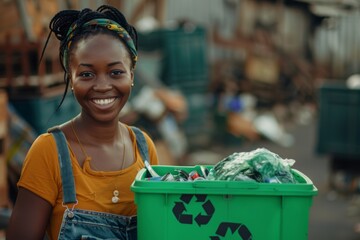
186, 118, 360, 240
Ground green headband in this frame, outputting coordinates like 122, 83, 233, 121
63, 18, 137, 69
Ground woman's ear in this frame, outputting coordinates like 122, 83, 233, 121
130, 69, 134, 87
67, 73, 73, 91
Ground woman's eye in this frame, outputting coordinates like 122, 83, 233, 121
79, 72, 94, 78
111, 70, 124, 77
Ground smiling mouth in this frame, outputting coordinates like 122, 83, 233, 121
92, 98, 116, 105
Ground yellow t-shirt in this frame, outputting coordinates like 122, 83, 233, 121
18, 126, 159, 240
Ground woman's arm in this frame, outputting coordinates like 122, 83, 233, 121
6, 187, 52, 240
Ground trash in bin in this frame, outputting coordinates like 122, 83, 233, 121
207, 148, 296, 183
146, 148, 297, 184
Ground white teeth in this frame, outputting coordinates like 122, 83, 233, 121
93, 98, 116, 105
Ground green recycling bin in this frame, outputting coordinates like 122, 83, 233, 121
131, 165, 317, 240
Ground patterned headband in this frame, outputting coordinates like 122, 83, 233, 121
63, 18, 138, 69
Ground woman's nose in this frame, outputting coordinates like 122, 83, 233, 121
93, 75, 113, 91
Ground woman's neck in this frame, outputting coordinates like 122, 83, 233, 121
73, 114, 122, 145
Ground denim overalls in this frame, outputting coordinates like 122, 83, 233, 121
49, 127, 148, 240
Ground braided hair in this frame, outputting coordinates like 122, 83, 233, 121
41, 5, 138, 108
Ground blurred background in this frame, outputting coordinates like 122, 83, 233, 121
1, 0, 360, 239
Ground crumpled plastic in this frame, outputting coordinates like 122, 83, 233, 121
207, 148, 297, 183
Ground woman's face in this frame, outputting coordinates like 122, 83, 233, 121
69, 34, 134, 123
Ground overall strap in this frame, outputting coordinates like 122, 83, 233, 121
131, 126, 149, 163
48, 127, 77, 204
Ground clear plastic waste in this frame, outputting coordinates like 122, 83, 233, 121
207, 148, 296, 183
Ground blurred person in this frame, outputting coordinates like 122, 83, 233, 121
6, 5, 158, 240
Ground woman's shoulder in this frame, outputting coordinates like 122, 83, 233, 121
28, 132, 58, 156
21, 131, 63, 183
33, 132, 56, 145
18, 132, 62, 207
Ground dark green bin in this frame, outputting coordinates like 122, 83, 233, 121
316, 82, 360, 157
138, 27, 209, 92
11, 93, 80, 134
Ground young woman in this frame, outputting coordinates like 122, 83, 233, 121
6, 5, 159, 240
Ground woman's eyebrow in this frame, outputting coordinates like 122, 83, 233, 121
108, 61, 123, 67
78, 61, 123, 67
79, 63, 92, 67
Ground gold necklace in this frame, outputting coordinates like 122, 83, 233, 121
70, 118, 126, 204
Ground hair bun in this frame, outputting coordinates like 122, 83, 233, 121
49, 10, 81, 41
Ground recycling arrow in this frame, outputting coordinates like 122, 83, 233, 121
172, 194, 215, 226
194, 199, 215, 226
180, 194, 193, 204
210, 222, 252, 240
172, 201, 193, 224
194, 194, 206, 202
